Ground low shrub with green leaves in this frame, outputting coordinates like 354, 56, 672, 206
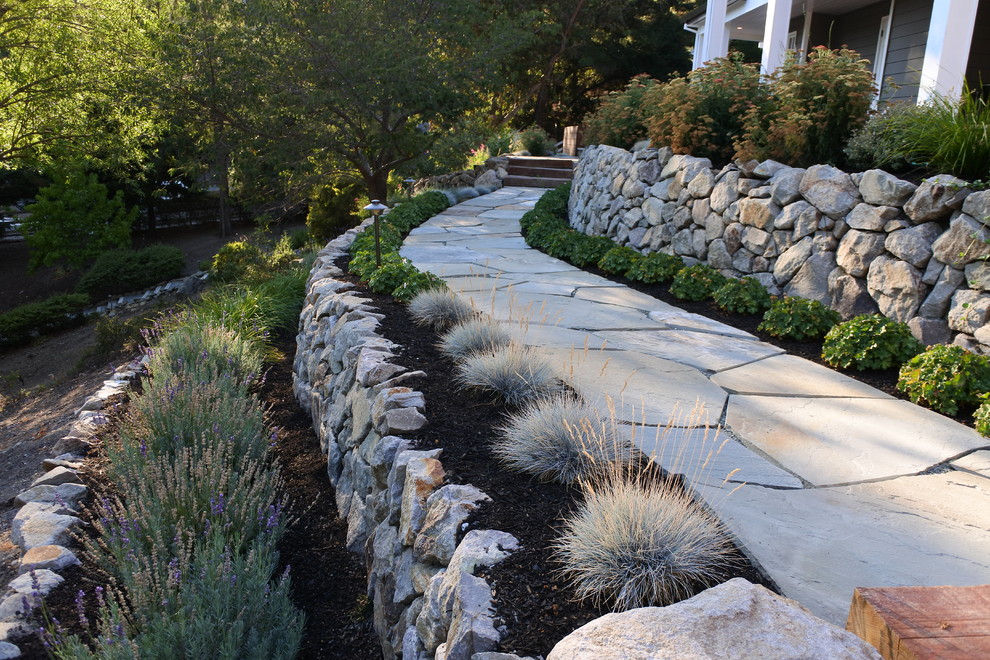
597, 246, 639, 275
975, 396, 990, 437
345, 191, 450, 301
0, 292, 90, 348
713, 277, 772, 314
568, 234, 615, 268
626, 252, 683, 284
210, 241, 266, 282
669, 264, 727, 301
758, 296, 840, 340
77, 244, 185, 300
516, 126, 555, 156
532, 183, 570, 218
821, 314, 923, 371
897, 344, 990, 416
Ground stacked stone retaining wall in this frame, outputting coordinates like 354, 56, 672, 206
569, 144, 990, 351
292, 227, 523, 660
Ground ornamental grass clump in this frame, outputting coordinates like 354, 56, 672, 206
408, 289, 474, 331
456, 342, 561, 405
554, 470, 734, 610
821, 314, 923, 371
438, 318, 512, 361
897, 344, 990, 416
495, 394, 633, 484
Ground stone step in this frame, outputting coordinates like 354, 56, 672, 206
506, 156, 576, 170
502, 175, 573, 188
506, 165, 574, 178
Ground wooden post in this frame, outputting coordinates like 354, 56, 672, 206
847, 585, 990, 659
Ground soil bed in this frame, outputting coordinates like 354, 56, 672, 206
352, 268, 776, 658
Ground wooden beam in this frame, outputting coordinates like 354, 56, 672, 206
847, 585, 990, 660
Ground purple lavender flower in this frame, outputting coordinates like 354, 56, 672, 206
75, 590, 89, 628
210, 493, 225, 516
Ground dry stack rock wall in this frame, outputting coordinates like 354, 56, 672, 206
292, 228, 527, 660
569, 144, 990, 351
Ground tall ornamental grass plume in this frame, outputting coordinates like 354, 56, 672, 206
408, 288, 474, 331
494, 394, 633, 484
144, 320, 266, 391
122, 375, 269, 460
554, 468, 735, 611
455, 342, 561, 405
438, 317, 512, 361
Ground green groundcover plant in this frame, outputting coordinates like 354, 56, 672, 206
821, 314, 922, 371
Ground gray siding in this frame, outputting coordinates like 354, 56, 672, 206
883, 0, 931, 102
967, 0, 990, 96
832, 1, 890, 71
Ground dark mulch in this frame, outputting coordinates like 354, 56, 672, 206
262, 335, 382, 660
361, 278, 777, 658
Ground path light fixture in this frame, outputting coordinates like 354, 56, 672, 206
364, 199, 389, 268
403, 178, 416, 201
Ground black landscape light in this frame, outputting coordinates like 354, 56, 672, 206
364, 199, 389, 268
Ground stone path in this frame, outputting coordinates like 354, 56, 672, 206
400, 186, 990, 625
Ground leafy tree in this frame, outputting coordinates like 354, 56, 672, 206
262, 0, 535, 201
22, 169, 137, 270
0, 0, 159, 170
489, 0, 696, 131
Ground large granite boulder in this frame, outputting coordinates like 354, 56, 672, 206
547, 578, 881, 660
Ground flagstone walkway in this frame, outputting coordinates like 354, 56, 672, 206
400, 186, 990, 625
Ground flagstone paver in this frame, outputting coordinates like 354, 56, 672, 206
399, 187, 990, 625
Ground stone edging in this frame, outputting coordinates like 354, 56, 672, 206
0, 357, 145, 659
292, 226, 530, 660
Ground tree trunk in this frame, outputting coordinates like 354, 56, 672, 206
216, 142, 232, 238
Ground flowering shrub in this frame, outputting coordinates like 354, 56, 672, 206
584, 75, 662, 149
645, 53, 768, 164
737, 47, 875, 167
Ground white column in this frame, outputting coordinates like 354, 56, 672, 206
693, 30, 706, 70
761, 0, 794, 74
701, 0, 729, 64
918, 0, 979, 102
800, 0, 816, 60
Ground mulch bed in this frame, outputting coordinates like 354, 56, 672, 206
357, 273, 777, 658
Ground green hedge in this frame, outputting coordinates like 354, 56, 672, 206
0, 292, 90, 348
77, 244, 185, 300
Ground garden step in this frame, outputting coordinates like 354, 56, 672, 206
507, 165, 574, 178
502, 174, 572, 188
505, 156, 577, 172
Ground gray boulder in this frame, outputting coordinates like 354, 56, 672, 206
547, 578, 881, 660
836, 230, 886, 278
858, 170, 916, 206
904, 174, 970, 223
829, 269, 879, 320
783, 252, 836, 305
799, 165, 860, 219
866, 256, 925, 322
